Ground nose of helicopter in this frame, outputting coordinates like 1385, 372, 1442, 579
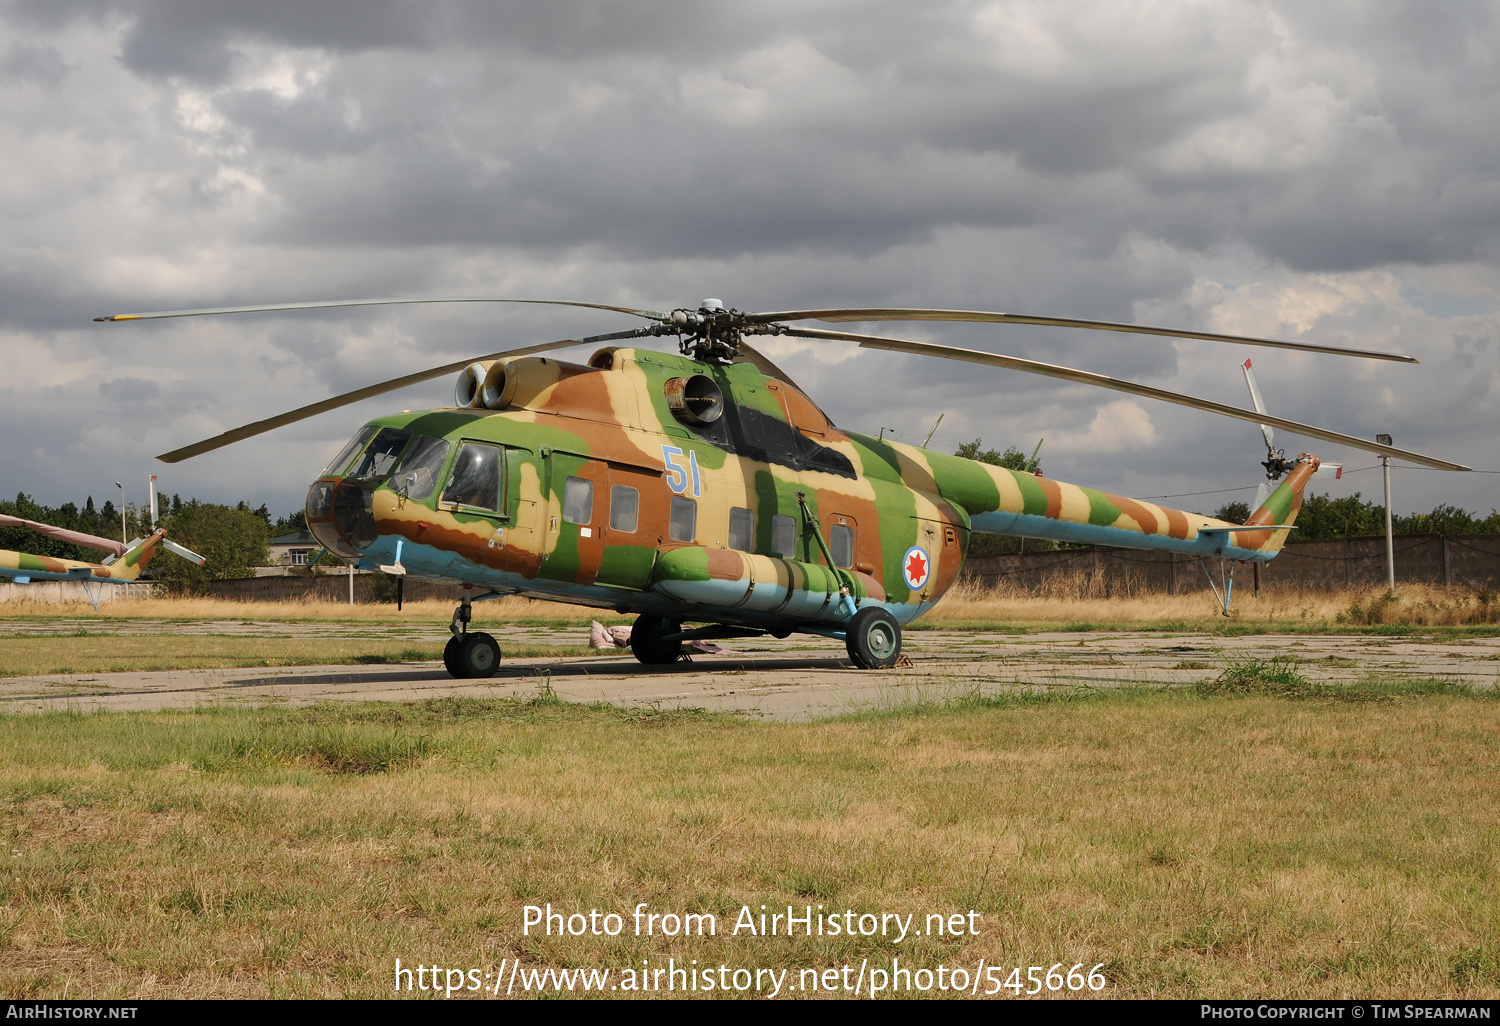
305, 478, 378, 558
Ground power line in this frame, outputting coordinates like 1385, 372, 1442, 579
1139, 485, 1259, 501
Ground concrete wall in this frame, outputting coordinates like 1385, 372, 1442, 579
206, 573, 471, 604
0, 581, 156, 604
960, 534, 1500, 595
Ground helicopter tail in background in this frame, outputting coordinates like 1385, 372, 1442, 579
0, 528, 161, 583
0, 527, 205, 585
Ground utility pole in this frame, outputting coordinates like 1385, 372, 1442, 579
1378, 433, 1395, 591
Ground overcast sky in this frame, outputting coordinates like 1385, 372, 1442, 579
2, 0, 1497, 521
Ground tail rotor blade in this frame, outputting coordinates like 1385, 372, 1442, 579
1252, 481, 1271, 513
1241, 359, 1276, 451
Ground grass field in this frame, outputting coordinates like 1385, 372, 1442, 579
0, 679, 1496, 999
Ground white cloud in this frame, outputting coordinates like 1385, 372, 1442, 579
1050, 399, 1160, 453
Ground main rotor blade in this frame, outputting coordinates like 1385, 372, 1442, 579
97, 297, 671, 323
155, 328, 652, 463
754, 307, 1417, 363
784, 326, 1468, 472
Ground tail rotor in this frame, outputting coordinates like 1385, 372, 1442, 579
1241, 360, 1342, 512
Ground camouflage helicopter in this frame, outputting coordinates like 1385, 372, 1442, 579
96, 298, 1466, 677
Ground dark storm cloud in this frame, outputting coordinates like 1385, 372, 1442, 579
0, 0, 1496, 516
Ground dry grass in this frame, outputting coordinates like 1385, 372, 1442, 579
0, 595, 598, 625
0, 688, 1495, 999
922, 579, 1500, 631
3, 580, 1497, 635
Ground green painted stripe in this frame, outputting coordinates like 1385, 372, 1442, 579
1085, 489, 1123, 527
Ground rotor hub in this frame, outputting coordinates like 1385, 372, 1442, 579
663, 302, 764, 363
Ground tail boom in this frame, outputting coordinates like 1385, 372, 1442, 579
930, 449, 1318, 563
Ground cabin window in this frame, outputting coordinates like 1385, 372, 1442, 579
669, 495, 696, 542
348, 428, 412, 480
390, 435, 450, 501
323, 425, 377, 477
771, 514, 796, 558
442, 442, 504, 512
829, 523, 854, 569
728, 507, 755, 552
562, 477, 594, 525
609, 485, 639, 533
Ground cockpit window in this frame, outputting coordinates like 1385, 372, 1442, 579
322, 426, 377, 477
390, 435, 450, 501
347, 428, 413, 480
442, 442, 504, 512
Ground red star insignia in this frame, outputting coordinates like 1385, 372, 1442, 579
906, 551, 928, 582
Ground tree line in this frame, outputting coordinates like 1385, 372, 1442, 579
1, 491, 305, 593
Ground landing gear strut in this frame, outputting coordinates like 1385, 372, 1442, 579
445, 590, 501, 678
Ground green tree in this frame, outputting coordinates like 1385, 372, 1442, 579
150, 502, 271, 594
955, 438, 1041, 474
955, 439, 1054, 555
273, 509, 308, 535
1213, 500, 1252, 524
1292, 492, 1385, 540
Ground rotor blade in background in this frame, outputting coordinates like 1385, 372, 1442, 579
0, 513, 127, 557
97, 297, 672, 323
783, 326, 1469, 472
155, 327, 654, 463
752, 308, 1417, 363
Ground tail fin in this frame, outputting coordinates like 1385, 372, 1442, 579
1235, 455, 1320, 556
105, 529, 166, 581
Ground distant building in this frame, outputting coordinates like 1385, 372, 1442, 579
267, 530, 318, 569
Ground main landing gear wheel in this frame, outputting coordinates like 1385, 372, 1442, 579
630, 614, 683, 665
447, 632, 501, 678
846, 607, 901, 669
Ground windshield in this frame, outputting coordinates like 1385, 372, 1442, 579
347, 428, 413, 480
390, 435, 451, 501
322, 425, 377, 477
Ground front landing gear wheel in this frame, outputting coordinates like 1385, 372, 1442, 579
454, 632, 501, 678
443, 636, 463, 677
845, 607, 901, 669
630, 614, 683, 665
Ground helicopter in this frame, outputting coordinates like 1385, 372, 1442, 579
95, 298, 1467, 677
0, 477, 206, 610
